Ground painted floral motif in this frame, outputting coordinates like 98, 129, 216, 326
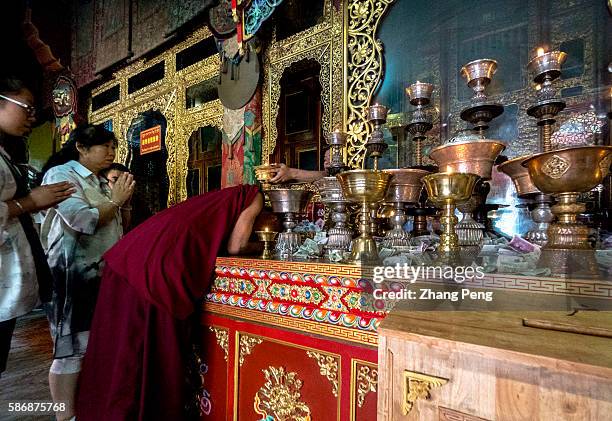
214, 276, 256, 295
268, 283, 325, 305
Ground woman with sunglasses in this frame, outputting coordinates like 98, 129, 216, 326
0, 77, 74, 377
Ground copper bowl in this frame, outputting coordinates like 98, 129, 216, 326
522, 146, 612, 194
429, 139, 506, 180
336, 169, 392, 203
497, 155, 540, 197
382, 168, 429, 203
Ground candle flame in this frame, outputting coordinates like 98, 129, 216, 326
537, 47, 545, 57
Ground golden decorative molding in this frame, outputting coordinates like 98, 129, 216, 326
238, 334, 263, 366
350, 359, 378, 420
203, 302, 379, 347
306, 351, 339, 397
209, 326, 229, 361
345, 0, 394, 168
254, 366, 312, 421
402, 370, 448, 415
88, 27, 220, 205
356, 363, 378, 408
262, 0, 344, 164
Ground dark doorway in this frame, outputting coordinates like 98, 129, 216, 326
125, 110, 169, 227
271, 59, 323, 171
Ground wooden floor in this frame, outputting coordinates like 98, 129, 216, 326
0, 310, 54, 421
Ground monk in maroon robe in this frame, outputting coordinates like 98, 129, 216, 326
76, 185, 262, 420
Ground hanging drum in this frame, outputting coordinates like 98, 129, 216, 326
218, 43, 260, 110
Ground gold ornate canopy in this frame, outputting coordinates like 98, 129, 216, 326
261, 0, 395, 169
89, 27, 222, 206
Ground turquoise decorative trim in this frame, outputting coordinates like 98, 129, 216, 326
244, 0, 284, 39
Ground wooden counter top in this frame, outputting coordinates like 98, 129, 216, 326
379, 304, 612, 379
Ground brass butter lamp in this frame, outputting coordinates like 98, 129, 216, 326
523, 145, 612, 249
381, 168, 429, 248
256, 229, 278, 259
314, 176, 352, 257
337, 169, 392, 262
404, 81, 437, 237
337, 104, 393, 263
423, 172, 480, 254
265, 189, 313, 259
429, 137, 505, 246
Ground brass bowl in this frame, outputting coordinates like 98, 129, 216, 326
460, 59, 498, 87
522, 146, 612, 194
314, 176, 347, 203
336, 169, 392, 203
254, 163, 282, 183
497, 155, 540, 197
527, 51, 567, 83
429, 140, 506, 180
255, 230, 278, 242
265, 188, 313, 214
422, 172, 481, 207
382, 168, 429, 203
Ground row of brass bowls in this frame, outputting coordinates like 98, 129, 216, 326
429, 139, 506, 180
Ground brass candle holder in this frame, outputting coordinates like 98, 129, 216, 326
337, 169, 392, 263
527, 50, 567, 153
265, 189, 313, 259
523, 146, 612, 249
366, 104, 389, 170
429, 138, 505, 245
256, 229, 278, 260
325, 129, 349, 176
423, 172, 480, 253
381, 168, 429, 248
495, 49, 567, 247
314, 176, 353, 257
459, 59, 504, 135
405, 82, 434, 166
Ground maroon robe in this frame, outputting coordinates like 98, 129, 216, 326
76, 185, 260, 420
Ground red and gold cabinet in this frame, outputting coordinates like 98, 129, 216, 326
198, 257, 386, 421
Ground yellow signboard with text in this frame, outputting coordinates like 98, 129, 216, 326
140, 125, 162, 155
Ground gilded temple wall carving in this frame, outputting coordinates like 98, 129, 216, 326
89, 27, 221, 205
89, 0, 607, 204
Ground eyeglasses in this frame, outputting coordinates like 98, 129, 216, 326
0, 94, 36, 117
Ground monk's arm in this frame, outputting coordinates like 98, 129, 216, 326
227, 192, 264, 255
